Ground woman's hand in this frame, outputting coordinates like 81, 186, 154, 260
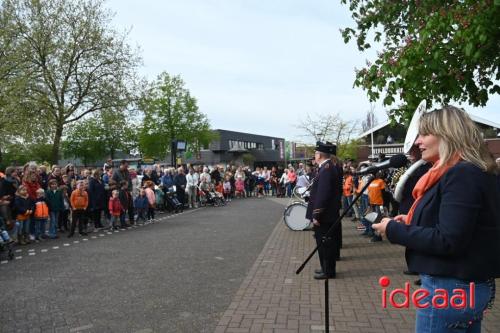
372, 218, 392, 238
392, 214, 407, 223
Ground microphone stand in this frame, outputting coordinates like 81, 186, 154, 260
296, 173, 378, 333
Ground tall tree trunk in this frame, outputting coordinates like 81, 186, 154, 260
51, 125, 64, 165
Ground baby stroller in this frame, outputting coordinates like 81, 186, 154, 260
154, 186, 165, 212
0, 229, 14, 261
198, 189, 225, 207
164, 186, 183, 213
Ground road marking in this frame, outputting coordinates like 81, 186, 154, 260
28, 249, 35, 252
41, 249, 48, 253
99, 234, 105, 237
29, 252, 36, 256
70, 324, 94, 332
83, 239, 88, 241
15, 249, 22, 253
92, 236, 97, 239
15, 256, 22, 260
63, 243, 70, 247
284, 278, 293, 284
215, 257, 224, 260
133, 329, 153, 333
1, 260, 8, 264
73, 241, 80, 244
53, 246, 59, 249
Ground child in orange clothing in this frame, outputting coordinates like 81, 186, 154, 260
68, 180, 88, 237
365, 172, 386, 242
33, 188, 49, 241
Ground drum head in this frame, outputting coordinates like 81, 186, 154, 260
283, 202, 310, 231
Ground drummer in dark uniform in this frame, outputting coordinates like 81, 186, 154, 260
306, 141, 342, 279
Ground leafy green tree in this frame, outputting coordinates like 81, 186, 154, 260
337, 139, 362, 161
0, 142, 53, 170
341, 0, 500, 122
0, 0, 141, 164
138, 72, 216, 159
62, 110, 138, 165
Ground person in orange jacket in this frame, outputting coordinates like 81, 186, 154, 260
69, 180, 88, 237
342, 169, 354, 217
33, 188, 49, 241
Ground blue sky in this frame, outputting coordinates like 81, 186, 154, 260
107, 0, 500, 142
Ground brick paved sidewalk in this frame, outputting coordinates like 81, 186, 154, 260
215, 199, 500, 333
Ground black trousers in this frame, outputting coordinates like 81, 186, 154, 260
314, 221, 340, 276
147, 207, 155, 220
127, 193, 134, 224
90, 209, 103, 228
58, 210, 70, 230
71, 209, 87, 234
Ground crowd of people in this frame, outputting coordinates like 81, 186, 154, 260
2, 153, 498, 250
0, 159, 326, 251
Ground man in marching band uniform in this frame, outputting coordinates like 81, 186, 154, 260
306, 142, 342, 280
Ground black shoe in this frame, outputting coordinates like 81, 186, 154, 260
67, 233, 74, 238
314, 268, 323, 274
403, 270, 419, 275
79, 232, 88, 236
314, 272, 336, 280
414, 279, 422, 286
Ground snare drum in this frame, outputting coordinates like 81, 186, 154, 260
283, 202, 311, 231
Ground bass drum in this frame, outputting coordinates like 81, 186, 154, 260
283, 202, 311, 231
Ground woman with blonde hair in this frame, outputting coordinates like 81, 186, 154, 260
373, 106, 499, 333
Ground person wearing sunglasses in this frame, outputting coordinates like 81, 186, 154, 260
373, 105, 500, 333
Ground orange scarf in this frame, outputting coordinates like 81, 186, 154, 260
405, 156, 460, 225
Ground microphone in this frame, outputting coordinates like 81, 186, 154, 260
355, 154, 408, 175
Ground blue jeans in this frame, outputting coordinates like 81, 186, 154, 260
34, 218, 47, 238
286, 183, 294, 197
416, 274, 494, 333
49, 211, 59, 238
342, 195, 353, 216
15, 219, 30, 235
360, 194, 369, 216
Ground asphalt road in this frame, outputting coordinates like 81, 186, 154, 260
0, 198, 285, 333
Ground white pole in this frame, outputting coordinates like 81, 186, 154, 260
370, 112, 375, 159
